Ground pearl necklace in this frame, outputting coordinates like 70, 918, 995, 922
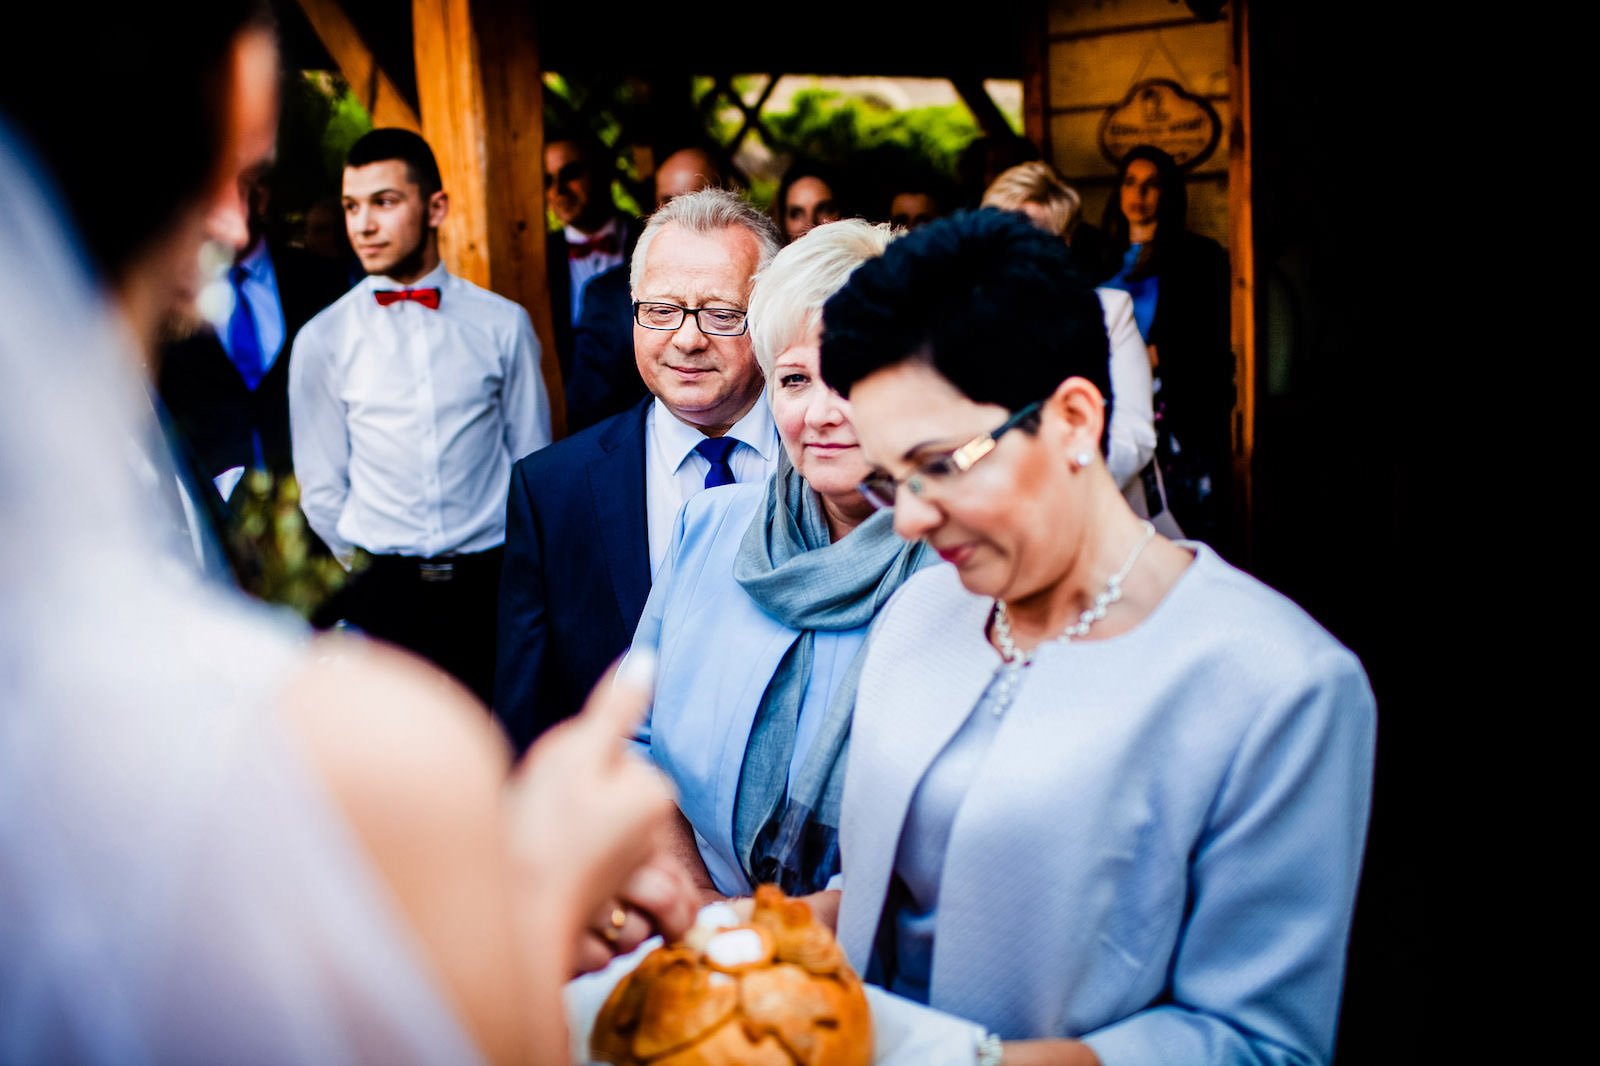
985, 520, 1157, 713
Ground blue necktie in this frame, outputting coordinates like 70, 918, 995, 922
227, 264, 265, 390
695, 436, 738, 489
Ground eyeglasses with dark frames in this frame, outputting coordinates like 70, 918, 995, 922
857, 400, 1044, 511
632, 301, 749, 337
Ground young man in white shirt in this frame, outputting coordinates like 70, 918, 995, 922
290, 128, 551, 704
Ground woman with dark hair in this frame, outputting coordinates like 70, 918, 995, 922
772, 158, 846, 244
815, 209, 1374, 1065
1101, 145, 1234, 549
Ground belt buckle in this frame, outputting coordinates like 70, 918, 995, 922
418, 561, 455, 583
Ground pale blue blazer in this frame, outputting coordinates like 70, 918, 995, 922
630, 483, 869, 896
837, 550, 1375, 1064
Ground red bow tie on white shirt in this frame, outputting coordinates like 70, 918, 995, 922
568, 233, 619, 260
374, 287, 441, 309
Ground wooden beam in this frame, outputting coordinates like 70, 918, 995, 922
473, 0, 563, 437
1022, 2, 1049, 154
413, 0, 565, 435
952, 76, 1013, 140
294, 0, 420, 132
1227, 0, 1255, 562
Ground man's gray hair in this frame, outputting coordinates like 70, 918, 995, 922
746, 219, 896, 385
629, 187, 781, 299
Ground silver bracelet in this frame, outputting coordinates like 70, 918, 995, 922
976, 1031, 1003, 1066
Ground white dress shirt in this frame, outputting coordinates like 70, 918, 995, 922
644, 396, 778, 578
564, 217, 625, 322
222, 237, 286, 369
289, 263, 551, 561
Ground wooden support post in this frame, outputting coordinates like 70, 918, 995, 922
412, 0, 564, 436
1227, 0, 1254, 561
1021, 3, 1049, 155
295, 0, 421, 131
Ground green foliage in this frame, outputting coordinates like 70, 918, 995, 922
322, 82, 374, 182
763, 89, 980, 176
542, 73, 646, 221
227, 471, 361, 620
273, 73, 372, 222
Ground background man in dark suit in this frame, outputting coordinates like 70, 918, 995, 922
544, 133, 638, 380
495, 187, 782, 755
563, 145, 731, 433
158, 163, 349, 494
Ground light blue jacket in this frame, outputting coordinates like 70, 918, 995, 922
838, 549, 1376, 1064
630, 484, 869, 896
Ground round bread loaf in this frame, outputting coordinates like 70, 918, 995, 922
591, 885, 872, 1066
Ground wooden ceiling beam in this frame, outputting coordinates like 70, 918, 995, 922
294, 0, 421, 132
412, 0, 564, 435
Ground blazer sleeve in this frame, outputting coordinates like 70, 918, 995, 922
1081, 651, 1376, 1066
493, 458, 549, 756
622, 499, 696, 757
1098, 287, 1157, 491
501, 306, 551, 463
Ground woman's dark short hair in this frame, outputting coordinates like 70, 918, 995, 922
819, 207, 1113, 452
346, 128, 442, 198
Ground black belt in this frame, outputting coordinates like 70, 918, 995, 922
367, 547, 503, 583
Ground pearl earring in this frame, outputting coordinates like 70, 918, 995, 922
1074, 451, 1093, 469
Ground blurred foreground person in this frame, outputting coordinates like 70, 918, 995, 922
819, 210, 1375, 1064
0, 7, 687, 1063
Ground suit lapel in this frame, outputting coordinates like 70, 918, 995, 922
837, 571, 997, 969
587, 400, 652, 629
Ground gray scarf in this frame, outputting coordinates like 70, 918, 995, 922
731, 455, 931, 893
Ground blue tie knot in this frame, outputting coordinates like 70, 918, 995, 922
695, 436, 739, 489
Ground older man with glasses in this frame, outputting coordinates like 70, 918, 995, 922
495, 187, 781, 756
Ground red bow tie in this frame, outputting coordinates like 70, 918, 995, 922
374, 287, 441, 309
568, 233, 619, 260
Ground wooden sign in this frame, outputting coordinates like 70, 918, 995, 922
1098, 78, 1221, 169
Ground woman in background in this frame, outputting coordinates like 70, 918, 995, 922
981, 161, 1174, 535
772, 158, 846, 244
1100, 145, 1234, 547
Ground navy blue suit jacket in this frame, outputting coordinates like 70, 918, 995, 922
564, 263, 648, 434
494, 397, 652, 754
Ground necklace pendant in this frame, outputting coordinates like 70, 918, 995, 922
990, 661, 1025, 716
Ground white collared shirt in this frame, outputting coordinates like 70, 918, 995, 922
289, 263, 551, 561
222, 237, 286, 369
564, 217, 625, 322
644, 396, 778, 578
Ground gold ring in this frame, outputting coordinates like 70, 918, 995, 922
601, 905, 627, 943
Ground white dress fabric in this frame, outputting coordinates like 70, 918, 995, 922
0, 125, 478, 1064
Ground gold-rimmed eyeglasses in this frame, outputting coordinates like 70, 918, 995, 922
857, 400, 1043, 511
